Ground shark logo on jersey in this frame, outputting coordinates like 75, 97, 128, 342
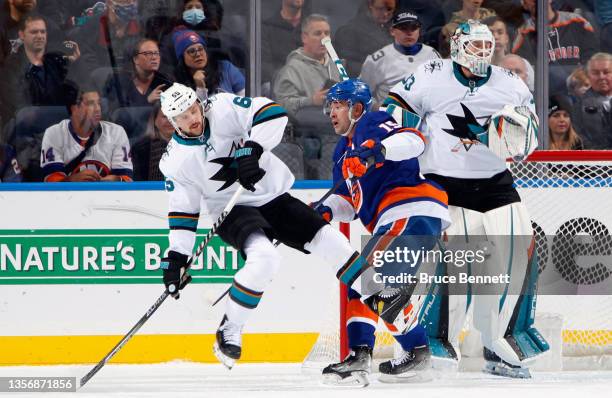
424, 60, 443, 74
209, 141, 240, 191
443, 103, 488, 152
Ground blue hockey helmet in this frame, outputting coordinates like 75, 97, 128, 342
324, 78, 373, 115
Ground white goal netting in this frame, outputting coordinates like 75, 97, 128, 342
303, 151, 612, 371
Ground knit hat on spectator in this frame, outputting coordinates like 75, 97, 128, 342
548, 95, 572, 117
173, 29, 207, 59
391, 11, 421, 29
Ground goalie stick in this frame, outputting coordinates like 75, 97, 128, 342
79, 186, 245, 389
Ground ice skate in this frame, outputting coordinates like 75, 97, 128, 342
321, 346, 372, 387
483, 347, 531, 379
378, 345, 433, 383
213, 316, 243, 370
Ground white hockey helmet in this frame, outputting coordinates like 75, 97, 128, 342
450, 20, 495, 77
160, 82, 206, 136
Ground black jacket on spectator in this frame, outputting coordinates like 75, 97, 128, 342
261, 9, 302, 83
0, 9, 64, 67
0, 49, 70, 123
512, 11, 599, 94
71, 13, 142, 81
104, 70, 172, 109
130, 135, 167, 181
572, 88, 612, 149
334, 8, 393, 77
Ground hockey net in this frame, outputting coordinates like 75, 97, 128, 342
303, 151, 612, 371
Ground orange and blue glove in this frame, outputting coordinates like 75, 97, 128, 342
342, 138, 386, 179
309, 202, 333, 222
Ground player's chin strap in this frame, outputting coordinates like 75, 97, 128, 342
340, 105, 366, 137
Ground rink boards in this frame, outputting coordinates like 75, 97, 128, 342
0, 181, 611, 365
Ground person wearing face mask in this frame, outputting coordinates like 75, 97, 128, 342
71, 0, 142, 81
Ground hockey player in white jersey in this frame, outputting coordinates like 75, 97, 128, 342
359, 11, 440, 106
382, 20, 547, 378
158, 83, 416, 370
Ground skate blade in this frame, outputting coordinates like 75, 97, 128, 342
378, 370, 433, 384
483, 361, 531, 379
321, 371, 370, 387
213, 342, 236, 370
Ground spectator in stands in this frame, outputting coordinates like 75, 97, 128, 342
512, 0, 598, 95
567, 66, 591, 99
40, 82, 133, 182
548, 94, 584, 150
500, 54, 535, 92
130, 102, 173, 181
104, 38, 171, 109
73, 0, 142, 80
484, 16, 509, 66
398, 0, 446, 49
440, 0, 496, 56
0, 0, 66, 67
0, 14, 80, 124
360, 11, 440, 105
334, 0, 396, 76
0, 144, 22, 182
172, 29, 245, 100
572, 52, 612, 149
159, 0, 229, 76
261, 0, 305, 85
596, 0, 612, 53
273, 14, 339, 119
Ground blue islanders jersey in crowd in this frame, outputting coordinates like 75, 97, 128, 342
329, 111, 450, 233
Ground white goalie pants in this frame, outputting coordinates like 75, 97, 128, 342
444, 201, 537, 366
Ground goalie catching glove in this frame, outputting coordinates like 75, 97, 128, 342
485, 105, 539, 161
235, 141, 266, 191
161, 250, 192, 299
342, 138, 385, 179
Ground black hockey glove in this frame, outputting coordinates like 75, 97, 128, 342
235, 140, 266, 192
160, 250, 192, 299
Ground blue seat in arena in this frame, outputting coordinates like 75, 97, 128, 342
11, 106, 69, 181
110, 106, 154, 141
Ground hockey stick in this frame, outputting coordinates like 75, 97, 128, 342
321, 37, 349, 82
79, 187, 245, 388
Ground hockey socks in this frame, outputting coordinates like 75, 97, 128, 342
393, 324, 428, 352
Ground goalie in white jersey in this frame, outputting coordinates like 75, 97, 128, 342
158, 83, 417, 370
382, 20, 547, 378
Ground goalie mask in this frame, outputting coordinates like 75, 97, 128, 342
160, 82, 207, 138
324, 79, 373, 136
450, 20, 495, 77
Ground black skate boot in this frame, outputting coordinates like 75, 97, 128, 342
363, 286, 412, 331
322, 346, 372, 387
378, 345, 433, 383
213, 315, 242, 370
483, 347, 531, 379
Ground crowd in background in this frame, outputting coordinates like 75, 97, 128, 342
0, 0, 610, 183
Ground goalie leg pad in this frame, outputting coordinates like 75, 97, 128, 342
473, 202, 548, 366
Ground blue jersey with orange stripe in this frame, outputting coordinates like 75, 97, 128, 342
332, 111, 450, 233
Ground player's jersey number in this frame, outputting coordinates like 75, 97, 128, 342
233, 96, 252, 108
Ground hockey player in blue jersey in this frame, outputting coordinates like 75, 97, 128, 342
316, 79, 451, 385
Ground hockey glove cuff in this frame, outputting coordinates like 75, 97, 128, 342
235, 141, 266, 192
309, 202, 333, 222
161, 250, 192, 299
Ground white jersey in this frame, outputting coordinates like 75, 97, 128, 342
40, 120, 133, 182
359, 43, 440, 105
385, 59, 535, 179
159, 93, 293, 256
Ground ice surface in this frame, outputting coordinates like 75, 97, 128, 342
0, 362, 611, 398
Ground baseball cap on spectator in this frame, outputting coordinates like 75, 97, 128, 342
391, 11, 421, 30
549, 95, 572, 117
173, 29, 207, 59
